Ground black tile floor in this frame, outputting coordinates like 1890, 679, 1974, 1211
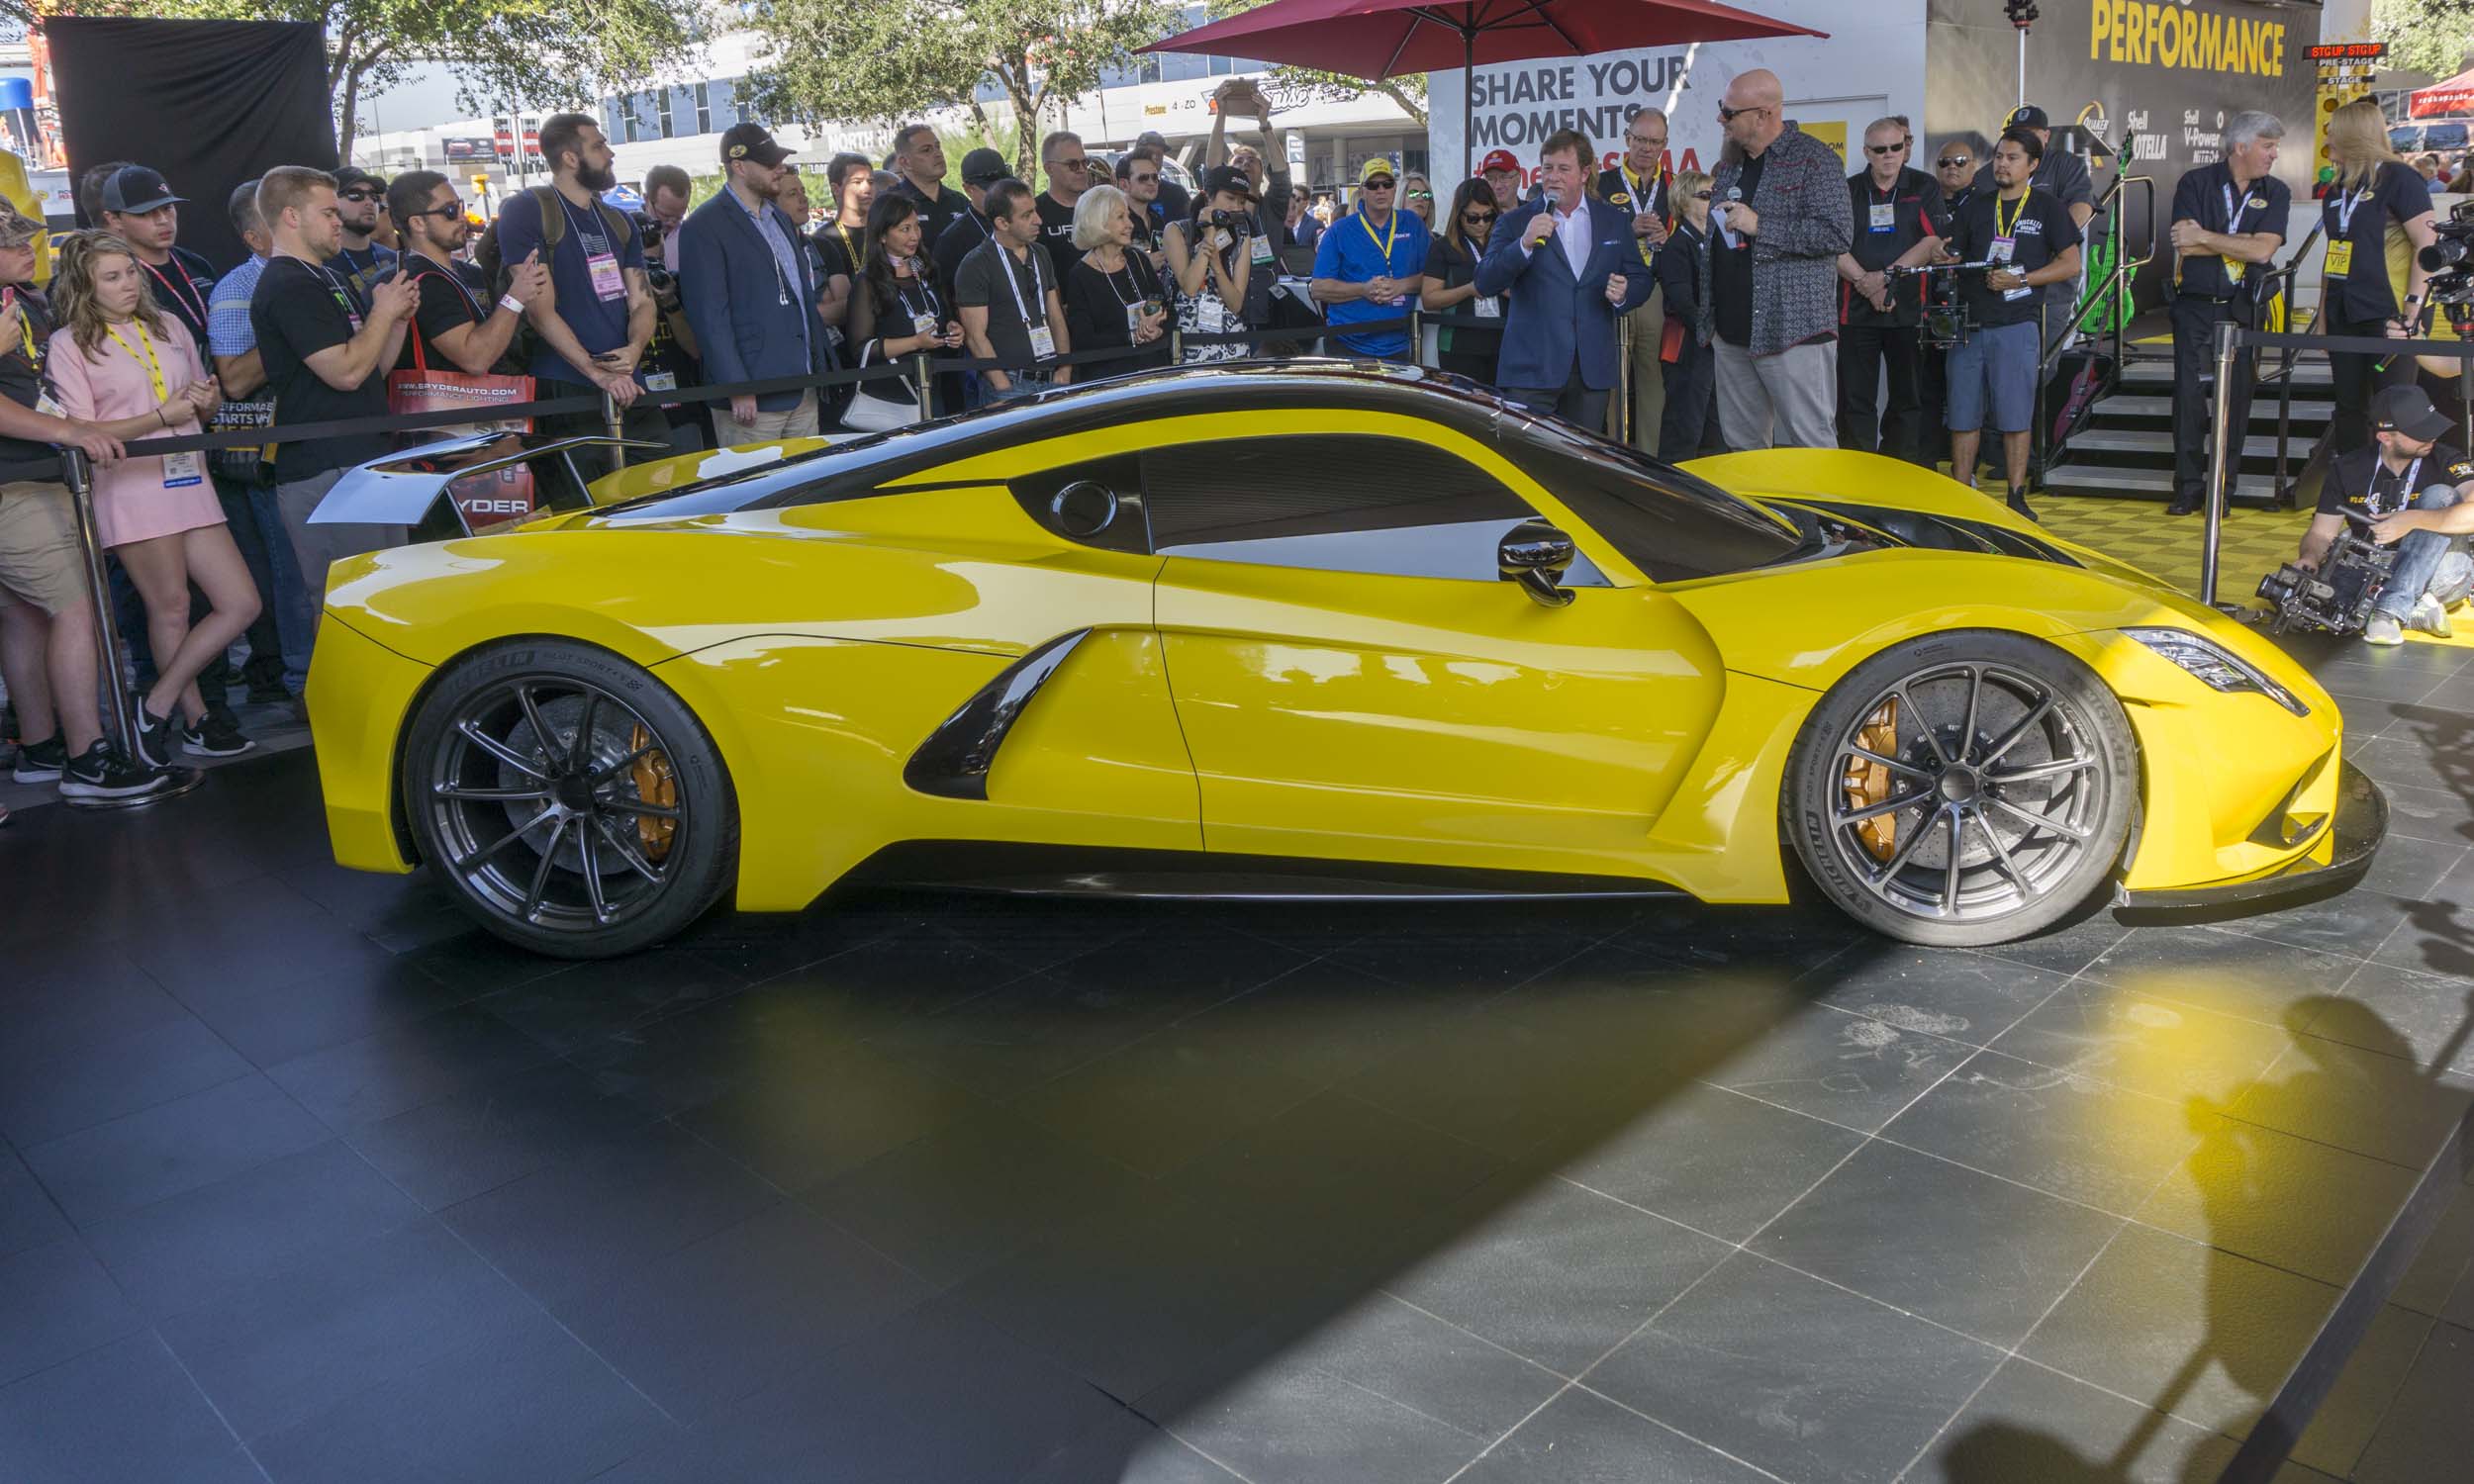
2, 634, 2471, 1483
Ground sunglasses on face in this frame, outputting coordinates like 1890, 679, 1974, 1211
1364, 178, 1395, 189
1938, 156, 1971, 168
412, 201, 464, 220
1463, 210, 1496, 224
1130, 172, 1158, 185
1052, 157, 1090, 172
1866, 143, 1905, 155
1407, 189, 1433, 200
1717, 103, 1767, 123
340, 189, 378, 202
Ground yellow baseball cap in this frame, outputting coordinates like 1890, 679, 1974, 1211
1359, 157, 1397, 185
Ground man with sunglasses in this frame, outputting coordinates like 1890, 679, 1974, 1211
1036, 131, 1097, 275
1598, 106, 1675, 451
385, 170, 549, 375
1699, 67, 1852, 450
1310, 156, 1429, 360
1837, 117, 1945, 466
1919, 142, 1981, 460
329, 167, 399, 304
1116, 150, 1173, 265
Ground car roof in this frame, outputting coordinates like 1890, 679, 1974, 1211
596, 361, 1526, 522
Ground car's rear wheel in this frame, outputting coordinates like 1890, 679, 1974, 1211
403, 639, 737, 958
1781, 631, 2135, 947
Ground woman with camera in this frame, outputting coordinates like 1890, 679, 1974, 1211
1064, 184, 1173, 378
2321, 98, 2439, 454
846, 194, 966, 429
1165, 165, 1258, 365
1419, 179, 1505, 385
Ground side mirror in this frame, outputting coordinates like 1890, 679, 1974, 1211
1499, 518, 1575, 607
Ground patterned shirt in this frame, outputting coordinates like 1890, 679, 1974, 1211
206, 253, 268, 359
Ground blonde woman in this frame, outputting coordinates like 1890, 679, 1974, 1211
47, 232, 255, 765
1402, 172, 1436, 228
2320, 97, 2439, 452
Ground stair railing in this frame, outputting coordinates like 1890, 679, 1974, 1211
2034, 170, 2154, 484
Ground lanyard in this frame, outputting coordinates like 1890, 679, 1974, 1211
1627, 164, 1670, 226
2222, 179, 2255, 237
837, 224, 862, 268
1358, 208, 1398, 269
104, 320, 166, 401
143, 257, 208, 328
1994, 189, 2027, 240
1001, 244, 1044, 325
15, 302, 39, 371
2374, 456, 2424, 513
895, 276, 938, 321
1098, 256, 1142, 309
2331, 173, 2374, 236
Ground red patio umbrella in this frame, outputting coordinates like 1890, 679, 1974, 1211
2411, 66, 2474, 119
1140, 0, 1829, 176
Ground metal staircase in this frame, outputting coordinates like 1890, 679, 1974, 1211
2045, 339, 2333, 508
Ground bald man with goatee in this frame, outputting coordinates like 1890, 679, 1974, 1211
1695, 67, 1852, 450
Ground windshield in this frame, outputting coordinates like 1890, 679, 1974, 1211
1499, 416, 1802, 582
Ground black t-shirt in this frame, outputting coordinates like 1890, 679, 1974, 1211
250, 255, 390, 484
1422, 236, 1504, 355
1845, 167, 1945, 326
392, 254, 491, 372
932, 209, 997, 293
0, 289, 61, 481
2321, 161, 2433, 323
1155, 176, 1192, 231
141, 246, 218, 348
1062, 253, 1171, 372
813, 222, 865, 290
1946, 186, 2081, 327
955, 238, 1060, 374
1711, 149, 1765, 346
890, 178, 971, 258
2171, 162, 2290, 302
1035, 193, 1087, 276
2318, 441, 2474, 518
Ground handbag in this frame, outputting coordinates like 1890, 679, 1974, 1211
386, 276, 539, 528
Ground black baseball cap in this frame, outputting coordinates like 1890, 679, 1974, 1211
960, 147, 1009, 186
1200, 164, 1258, 202
2374, 385, 2453, 443
99, 164, 184, 215
2005, 104, 2050, 131
720, 123, 792, 168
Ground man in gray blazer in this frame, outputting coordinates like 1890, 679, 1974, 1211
677, 123, 819, 444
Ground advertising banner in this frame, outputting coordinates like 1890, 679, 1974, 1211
1427, 0, 1927, 186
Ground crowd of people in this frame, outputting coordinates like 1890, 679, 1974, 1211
1, 78, 2470, 816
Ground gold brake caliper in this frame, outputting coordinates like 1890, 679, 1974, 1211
627, 724, 678, 862
1842, 698, 1903, 862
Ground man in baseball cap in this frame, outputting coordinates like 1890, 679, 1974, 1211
96, 164, 220, 343
719, 121, 792, 169
1480, 148, 1523, 212
325, 165, 398, 299
2304, 384, 2474, 644
933, 148, 1021, 290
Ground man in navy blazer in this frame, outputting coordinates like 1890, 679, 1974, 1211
677, 123, 819, 444
1475, 130, 1655, 427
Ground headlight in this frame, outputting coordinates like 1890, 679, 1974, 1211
2121, 627, 2310, 716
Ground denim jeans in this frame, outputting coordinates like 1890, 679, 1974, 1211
244, 479, 314, 693
2373, 485, 2472, 619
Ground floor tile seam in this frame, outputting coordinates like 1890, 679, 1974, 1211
786, 1187, 970, 1297
1991, 1345, 2359, 1463
144, 1328, 278, 1482
1553, 1380, 1805, 1483
1948, 919, 2132, 975
1296, 1362, 1499, 1445
1153, 1426, 1268, 1484
1371, 1289, 1593, 1385
2178, 915, 2401, 968
20, 1070, 326, 1222
1893, 1218, 2141, 1483
2339, 1314, 2450, 1479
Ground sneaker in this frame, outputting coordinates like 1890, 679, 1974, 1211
11, 734, 66, 783
182, 713, 254, 758
2363, 613, 2405, 647
2408, 593, 2454, 639
131, 704, 176, 769
59, 740, 170, 799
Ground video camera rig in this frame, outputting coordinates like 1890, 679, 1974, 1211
2254, 510, 2401, 636
1883, 260, 2004, 349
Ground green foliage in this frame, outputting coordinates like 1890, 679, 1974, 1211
50, 0, 713, 157
745, 0, 1176, 180
2373, 0, 2474, 81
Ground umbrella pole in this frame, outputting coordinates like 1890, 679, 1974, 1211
1463, 29, 1475, 180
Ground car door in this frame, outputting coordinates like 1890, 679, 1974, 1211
1148, 426, 1729, 879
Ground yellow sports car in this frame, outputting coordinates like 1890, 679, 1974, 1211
305, 362, 2384, 958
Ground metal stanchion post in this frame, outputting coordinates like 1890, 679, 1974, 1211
57, 448, 201, 808
1169, 327, 1184, 365
1408, 304, 1423, 368
911, 353, 934, 421
600, 389, 622, 445
1616, 315, 1633, 446
2200, 318, 2239, 609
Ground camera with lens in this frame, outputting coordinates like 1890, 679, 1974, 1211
2255, 514, 2400, 635
1206, 209, 1251, 232
2417, 201, 2474, 312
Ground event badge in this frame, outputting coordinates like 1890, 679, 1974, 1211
1027, 324, 1056, 360
587, 249, 625, 303
1124, 305, 1145, 336
1869, 203, 1896, 233
34, 391, 62, 418
912, 313, 939, 338
161, 449, 204, 489
643, 370, 678, 392
1988, 236, 2015, 263
1250, 234, 1274, 265
2324, 240, 2352, 279
1474, 296, 1500, 320
1197, 298, 1231, 333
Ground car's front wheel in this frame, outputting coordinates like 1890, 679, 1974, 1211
403, 639, 738, 958
1781, 631, 2136, 947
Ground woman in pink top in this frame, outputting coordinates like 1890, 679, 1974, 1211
48, 232, 256, 763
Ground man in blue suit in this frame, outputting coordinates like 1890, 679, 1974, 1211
677, 123, 819, 444
1476, 130, 1655, 426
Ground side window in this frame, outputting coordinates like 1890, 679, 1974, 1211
1140, 434, 1606, 585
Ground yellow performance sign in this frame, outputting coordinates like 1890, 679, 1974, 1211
2089, 1, 2286, 79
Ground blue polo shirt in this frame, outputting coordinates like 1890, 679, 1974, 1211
1314, 207, 1429, 357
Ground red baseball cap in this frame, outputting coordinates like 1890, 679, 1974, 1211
1479, 149, 1521, 175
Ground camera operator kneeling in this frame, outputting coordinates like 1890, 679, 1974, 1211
2301, 386, 2474, 646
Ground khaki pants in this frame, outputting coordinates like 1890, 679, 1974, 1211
1607, 281, 1665, 452
739, 391, 819, 445
1713, 337, 1839, 451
